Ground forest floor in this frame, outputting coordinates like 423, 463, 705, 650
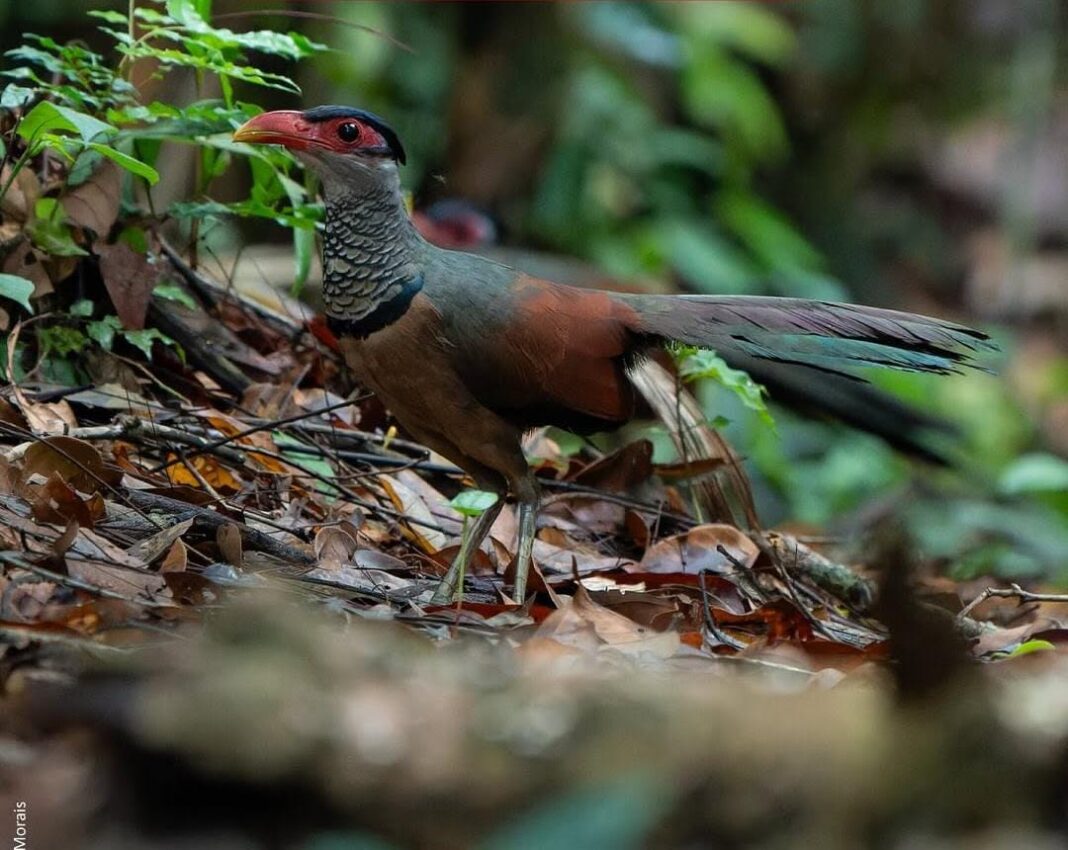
2, 242, 1068, 848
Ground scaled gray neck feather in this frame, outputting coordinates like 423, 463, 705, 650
321, 171, 423, 321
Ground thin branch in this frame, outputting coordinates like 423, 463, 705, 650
211, 9, 414, 53
958, 583, 1068, 622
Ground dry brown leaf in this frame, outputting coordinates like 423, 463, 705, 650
68, 559, 169, 601
216, 524, 243, 568
6, 331, 79, 434
63, 160, 121, 237
535, 586, 680, 660
71, 526, 149, 570
127, 518, 194, 565
2, 239, 52, 300
166, 453, 241, 493
570, 439, 653, 492
0, 165, 40, 222
20, 436, 119, 495
634, 524, 759, 575
314, 525, 359, 570
97, 241, 159, 330
379, 474, 453, 553
290, 388, 360, 426
160, 538, 188, 573
31, 473, 104, 527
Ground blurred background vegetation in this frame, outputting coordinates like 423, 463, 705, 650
2, 0, 1066, 581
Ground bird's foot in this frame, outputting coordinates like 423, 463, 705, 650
512, 499, 537, 602
430, 500, 502, 604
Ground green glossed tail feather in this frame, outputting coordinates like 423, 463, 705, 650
625, 294, 996, 379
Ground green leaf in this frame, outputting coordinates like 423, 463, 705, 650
69, 299, 94, 317
87, 142, 160, 184
292, 224, 315, 295
154, 284, 197, 310
0, 84, 34, 109
18, 101, 115, 146
122, 327, 179, 360
450, 490, 499, 518
87, 10, 129, 24
1007, 639, 1055, 658
0, 274, 35, 313
999, 454, 1068, 496
28, 198, 87, 257
117, 225, 149, 253
675, 346, 775, 429
87, 315, 122, 350
38, 325, 88, 357
674, 3, 795, 65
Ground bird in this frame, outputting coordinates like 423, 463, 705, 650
414, 200, 960, 464
233, 105, 994, 602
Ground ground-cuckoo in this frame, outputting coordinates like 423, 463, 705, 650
234, 106, 993, 602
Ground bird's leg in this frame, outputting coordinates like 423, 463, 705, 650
511, 477, 540, 601
431, 499, 503, 604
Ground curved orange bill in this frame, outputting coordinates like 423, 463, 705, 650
232, 111, 310, 150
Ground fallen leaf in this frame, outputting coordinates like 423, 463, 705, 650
127, 518, 194, 565
165, 453, 242, 493
31, 473, 104, 527
314, 525, 359, 570
379, 474, 455, 553
97, 241, 159, 330
570, 440, 653, 492
160, 538, 188, 573
63, 160, 121, 238
2, 240, 52, 300
535, 586, 681, 661
634, 524, 759, 575
67, 559, 168, 601
20, 436, 119, 495
216, 524, 243, 568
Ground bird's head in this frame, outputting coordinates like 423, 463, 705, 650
233, 106, 406, 193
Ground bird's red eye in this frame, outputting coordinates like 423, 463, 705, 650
337, 122, 360, 143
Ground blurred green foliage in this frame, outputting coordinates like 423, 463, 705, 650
1, 0, 1065, 582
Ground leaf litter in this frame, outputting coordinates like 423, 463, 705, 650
2, 226, 1068, 848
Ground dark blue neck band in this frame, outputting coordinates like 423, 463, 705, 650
325, 274, 423, 340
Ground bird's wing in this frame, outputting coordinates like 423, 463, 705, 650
438, 273, 644, 428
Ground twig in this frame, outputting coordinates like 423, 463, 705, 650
699, 569, 746, 651
160, 239, 308, 337
958, 583, 1068, 622
0, 421, 163, 529
0, 551, 175, 609
748, 537, 838, 642
146, 397, 365, 474
122, 490, 314, 568
69, 416, 248, 465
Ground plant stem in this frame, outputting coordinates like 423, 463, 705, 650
455, 516, 469, 610
0, 148, 33, 207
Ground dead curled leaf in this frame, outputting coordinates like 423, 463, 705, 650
63, 160, 121, 238
314, 525, 359, 570
96, 241, 159, 330
2, 239, 52, 300
166, 453, 241, 493
160, 538, 188, 574
534, 586, 681, 660
31, 473, 105, 528
19, 436, 120, 495
127, 518, 194, 565
634, 524, 759, 575
217, 524, 243, 568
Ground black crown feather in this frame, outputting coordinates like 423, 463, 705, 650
302, 105, 407, 165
